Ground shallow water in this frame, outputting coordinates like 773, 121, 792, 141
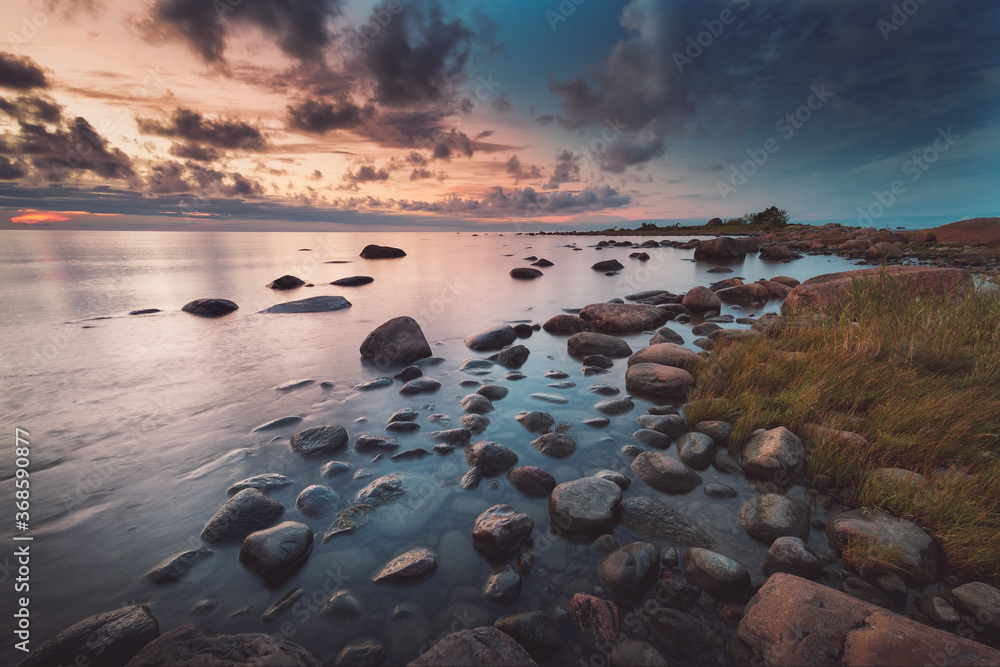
0, 230, 866, 665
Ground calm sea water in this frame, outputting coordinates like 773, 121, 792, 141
0, 230, 866, 665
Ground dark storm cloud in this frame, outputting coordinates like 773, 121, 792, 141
395, 184, 631, 217
0, 52, 49, 91
0, 156, 24, 179
339, 164, 390, 191
9, 116, 136, 182
505, 155, 541, 182
146, 159, 265, 197
144, 0, 345, 65
430, 128, 473, 160
137, 108, 266, 150
544, 150, 580, 189
0, 95, 63, 123
168, 142, 220, 162
285, 98, 372, 134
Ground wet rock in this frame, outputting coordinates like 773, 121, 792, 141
530, 393, 569, 404
637, 413, 686, 436
495, 611, 560, 661
548, 477, 622, 534
476, 384, 509, 401
681, 286, 721, 312
492, 344, 530, 368
595, 397, 634, 415
542, 314, 594, 335
507, 466, 557, 497
461, 468, 482, 490
129, 308, 161, 315
631, 452, 702, 494
826, 508, 940, 584
349, 472, 443, 537
227, 474, 293, 495
465, 442, 518, 476
389, 407, 420, 423
359, 316, 432, 366
599, 542, 660, 607
515, 411, 554, 433
567, 332, 632, 358
633, 429, 670, 448
296, 485, 340, 518
841, 576, 896, 610
239, 521, 313, 579
713, 451, 743, 474
355, 377, 392, 391
532, 432, 577, 458
691, 321, 721, 335
290, 425, 349, 456
682, 547, 751, 601
649, 327, 684, 346
593, 469, 631, 490
761, 536, 823, 579
354, 434, 400, 452
513, 323, 535, 337
570, 594, 621, 646
918, 595, 961, 625
261, 296, 351, 313
465, 325, 518, 351
399, 377, 441, 395
473, 504, 534, 557
262, 587, 305, 622
951, 582, 1000, 630
426, 428, 471, 447
460, 413, 490, 434
372, 548, 437, 583
618, 497, 715, 547
510, 267, 543, 280
647, 607, 717, 659
533, 258, 554, 267
627, 343, 702, 368
460, 393, 494, 414
693, 236, 746, 260
409, 627, 535, 667
677, 432, 717, 470
146, 549, 214, 583
717, 283, 769, 304
704, 482, 737, 498
485, 565, 522, 603
592, 259, 625, 271
385, 421, 420, 434
759, 244, 802, 261
588, 384, 621, 396
625, 363, 695, 400
694, 420, 733, 447
609, 640, 668, 667
182, 298, 239, 317
579, 302, 668, 334
460, 358, 494, 375
360, 244, 406, 259
739, 493, 811, 544
322, 590, 362, 618
336, 641, 385, 666
267, 275, 305, 289
740, 426, 806, 480
331, 275, 374, 286
122, 622, 321, 667
201, 488, 285, 542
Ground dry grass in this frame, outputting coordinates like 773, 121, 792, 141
686, 271, 1000, 583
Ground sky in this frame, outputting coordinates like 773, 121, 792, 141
0, 0, 997, 231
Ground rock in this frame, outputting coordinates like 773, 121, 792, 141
782, 266, 972, 316
740, 426, 806, 480
951, 582, 1000, 630
682, 548, 751, 601
625, 363, 695, 400
567, 332, 632, 357
637, 413, 686, 436
595, 397, 634, 415
465, 325, 518, 351
507, 467, 557, 497
841, 576, 896, 610
261, 296, 351, 313
548, 477, 622, 534
599, 542, 660, 607
650, 327, 684, 345
825, 508, 940, 584
627, 343, 702, 368
227, 474, 293, 495
426, 428, 472, 447
146, 549, 214, 583
321, 461, 353, 477
647, 608, 717, 659
473, 385, 508, 402
359, 316, 432, 366
21, 604, 159, 667
694, 420, 733, 447
322, 590, 362, 618
692, 321, 722, 335
494, 611, 560, 661
492, 344, 530, 368
461, 468, 482, 490
704, 482, 737, 498
267, 275, 305, 289
633, 429, 670, 448
388, 407, 420, 423
533, 258, 554, 267
201, 489, 285, 542
579, 303, 668, 334
460, 393, 494, 414
473, 504, 535, 558
510, 267, 543, 280
262, 587, 305, 622
919, 595, 961, 625
589, 384, 621, 396
465, 442, 518, 475
122, 623, 321, 667
570, 594, 621, 646
354, 377, 392, 391
676, 432, 717, 470
484, 565, 522, 604
461, 414, 491, 434
408, 626, 536, 667
631, 452, 701, 494
289, 425, 349, 456
694, 236, 746, 259
583, 354, 614, 368
934, 217, 1000, 245
239, 521, 313, 579
729, 573, 1000, 667
182, 298, 239, 317
129, 308, 161, 315
296, 485, 340, 518
372, 548, 436, 583
593, 469, 631, 490
609, 640, 668, 667
399, 376, 441, 395
542, 314, 594, 335
532, 432, 577, 458
681, 286, 721, 312
759, 244, 802, 261
348, 472, 443, 537
618, 497, 715, 547
515, 411, 554, 433
762, 536, 824, 579
769, 275, 800, 288
354, 434, 400, 452
738, 494, 811, 544
360, 244, 406, 259
716, 282, 769, 304
513, 323, 535, 337
332, 275, 374, 286
592, 259, 625, 271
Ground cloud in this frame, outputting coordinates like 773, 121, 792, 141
168, 142, 220, 162
137, 108, 266, 150
409, 168, 434, 180
146, 160, 266, 197
0, 53, 49, 90
9, 116, 136, 182
430, 128, 473, 160
492, 95, 512, 113
339, 163, 390, 190
0, 156, 25, 179
0, 95, 63, 123
544, 150, 581, 188
143, 0, 345, 66
505, 155, 541, 182
393, 183, 631, 217
285, 98, 372, 134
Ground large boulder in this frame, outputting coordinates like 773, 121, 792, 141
681, 286, 721, 312
618, 497, 715, 547
359, 316, 432, 366
935, 217, 1000, 245
465, 325, 518, 351
627, 343, 702, 368
542, 314, 594, 335
548, 477, 622, 534
567, 332, 632, 358
693, 236, 746, 259
408, 627, 536, 666
759, 245, 802, 261
360, 244, 406, 259
729, 573, 1000, 666
260, 296, 351, 313
738, 493, 811, 544
599, 542, 660, 608
782, 266, 973, 316
825, 508, 940, 584
124, 623, 320, 666
625, 363, 695, 400
473, 504, 534, 558
579, 303, 668, 334
239, 521, 313, 579
740, 426, 806, 481
182, 298, 238, 317
22, 605, 159, 667
200, 488, 284, 542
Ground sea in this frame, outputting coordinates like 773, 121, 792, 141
0, 230, 870, 665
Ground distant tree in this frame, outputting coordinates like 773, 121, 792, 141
638, 222, 659, 231
757, 206, 790, 228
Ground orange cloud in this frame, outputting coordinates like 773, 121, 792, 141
11, 211, 72, 224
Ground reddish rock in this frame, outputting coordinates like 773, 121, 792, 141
682, 286, 721, 312
769, 276, 800, 288
627, 343, 702, 368
506, 466, 557, 497
408, 627, 537, 666
935, 217, 1000, 245
716, 282, 769, 304
473, 504, 534, 558
570, 594, 622, 645
825, 509, 940, 585
625, 363, 695, 400
693, 236, 746, 259
756, 279, 792, 300
542, 314, 594, 335
579, 302, 669, 334
729, 573, 1000, 666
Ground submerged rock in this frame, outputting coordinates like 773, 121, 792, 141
146, 549, 213, 583
548, 477, 622, 534
20, 605, 159, 667
473, 504, 535, 558
227, 474, 292, 495
372, 548, 437, 583
599, 542, 660, 608
201, 489, 284, 542
182, 298, 238, 317
494, 611, 560, 661
618, 497, 715, 547
239, 521, 313, 579
289, 425, 349, 456
124, 623, 320, 666
260, 296, 351, 313
682, 547, 751, 601
409, 627, 535, 667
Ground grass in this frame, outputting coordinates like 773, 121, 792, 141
685, 270, 1000, 584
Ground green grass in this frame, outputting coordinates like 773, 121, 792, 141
686, 271, 1000, 583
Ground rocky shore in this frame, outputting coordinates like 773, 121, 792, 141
23, 237, 1000, 667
